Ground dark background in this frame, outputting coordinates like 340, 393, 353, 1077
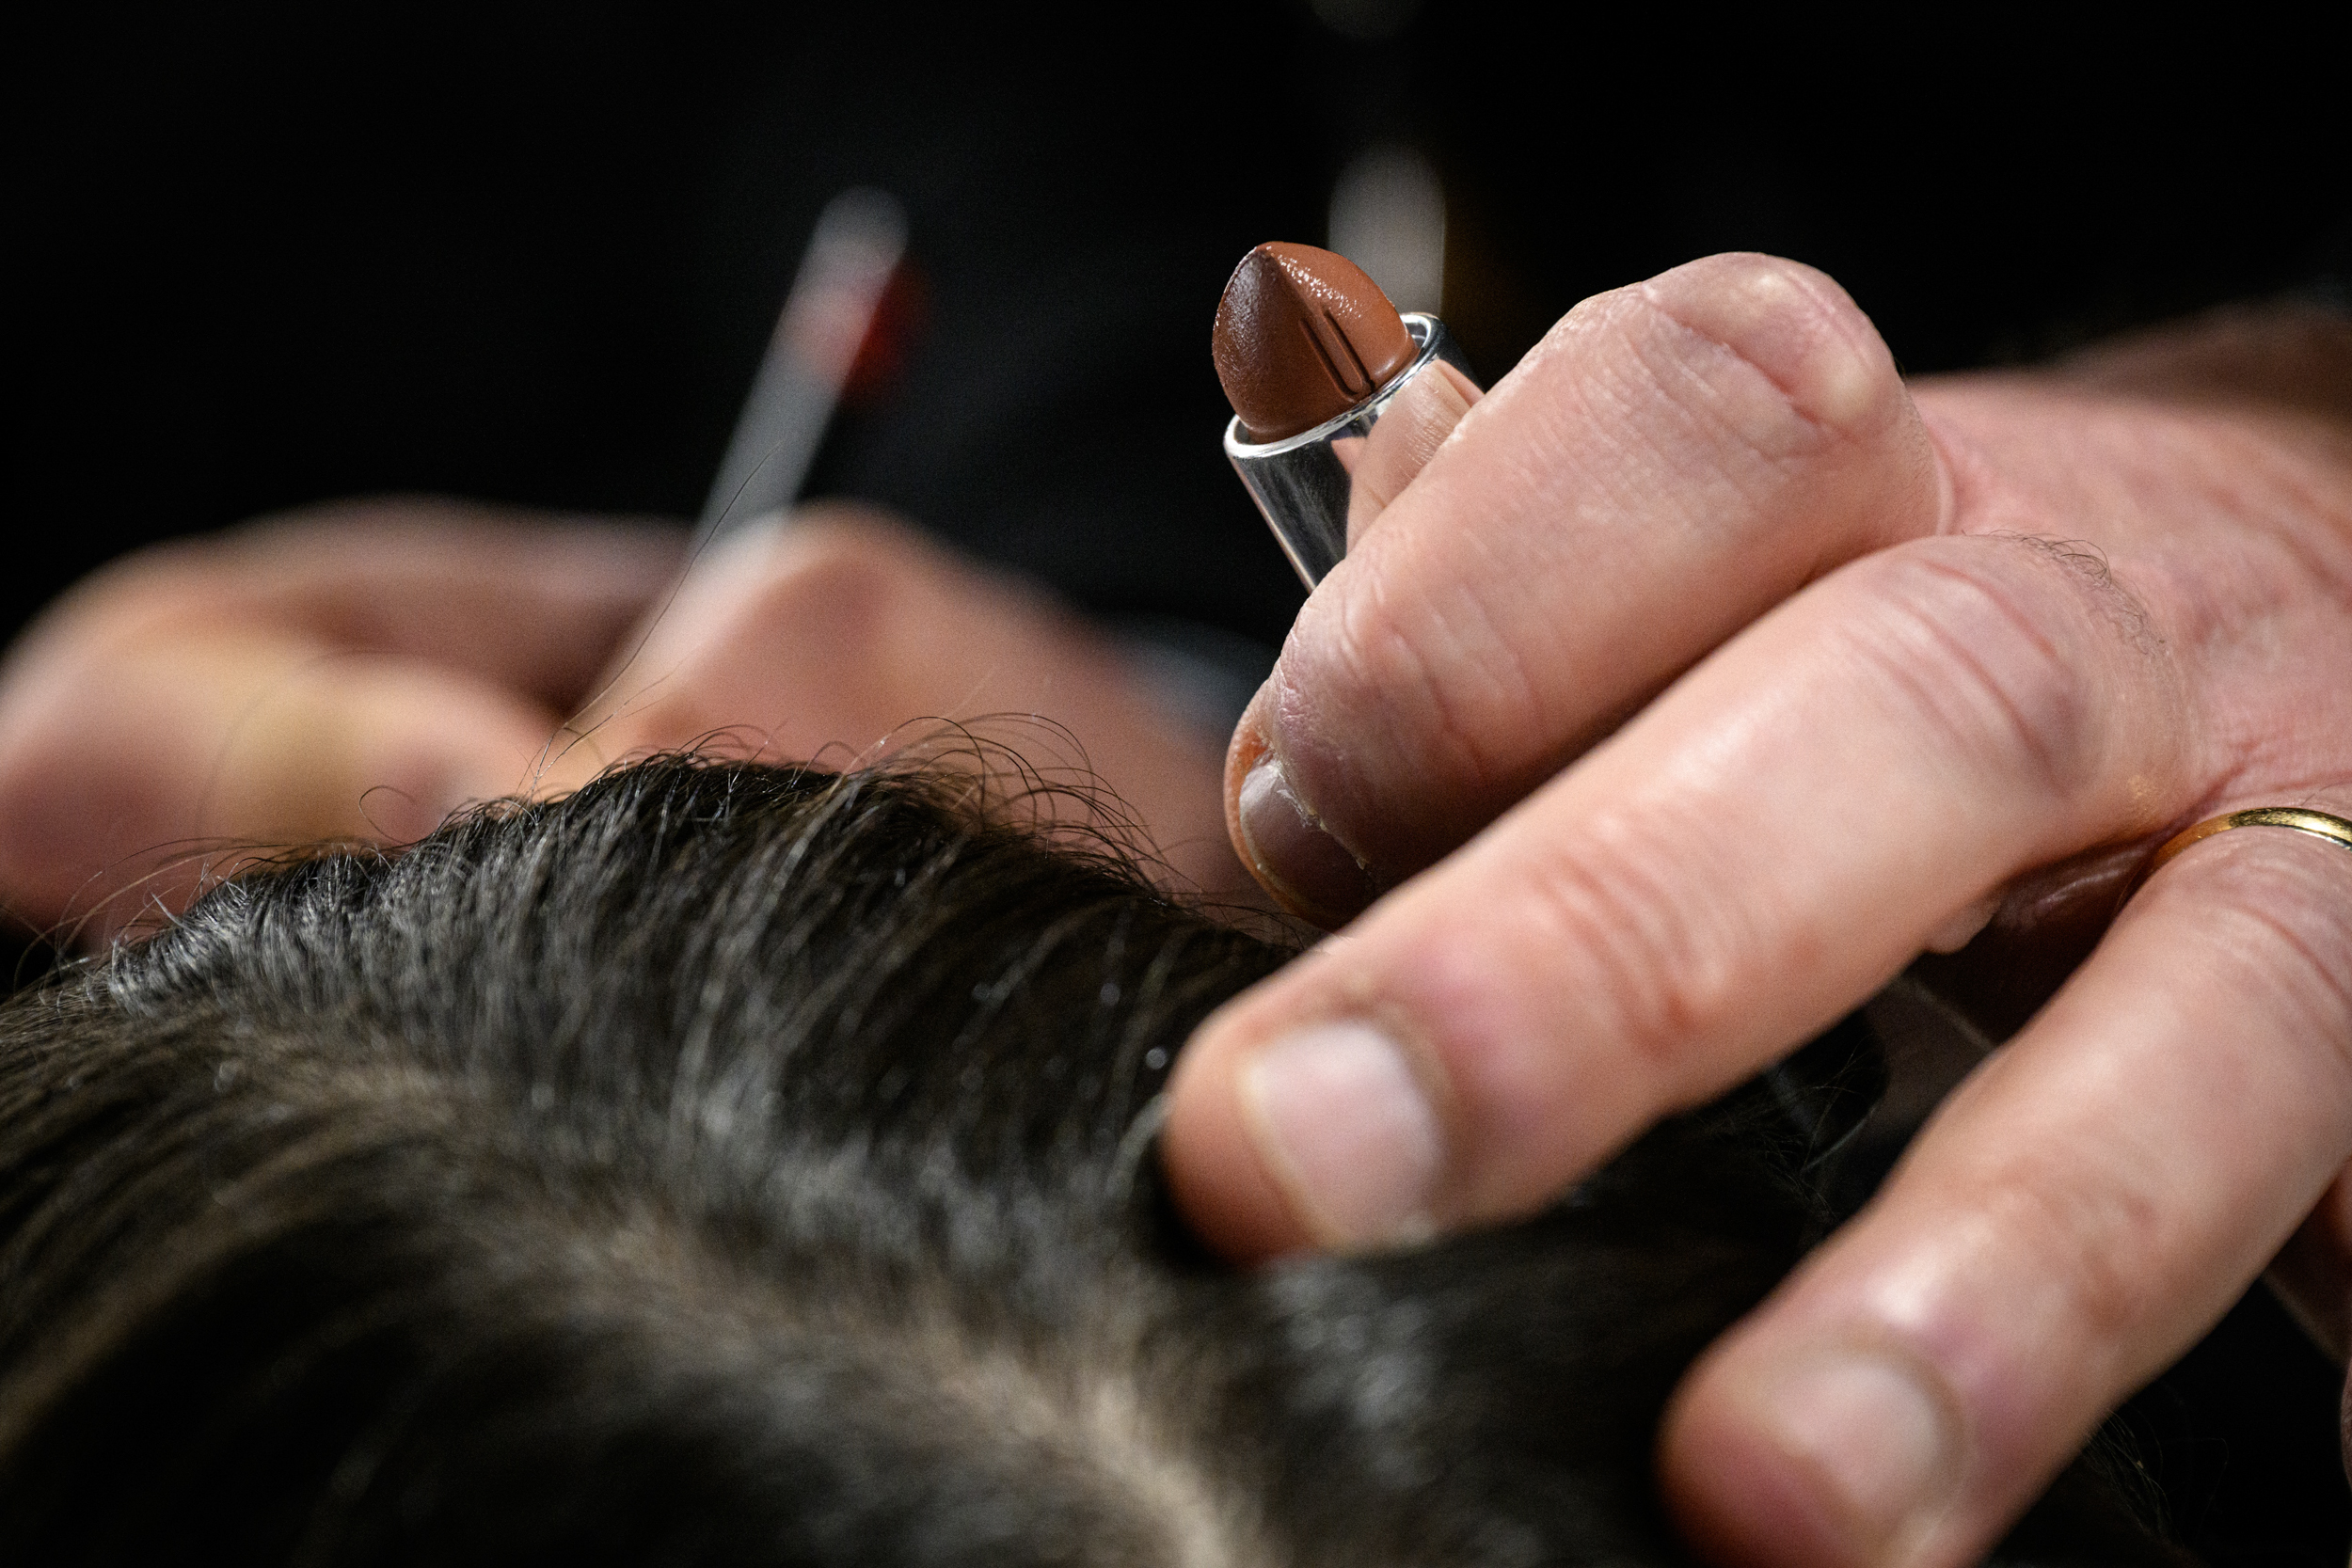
16, 7, 2348, 648
12, 5, 2352, 1562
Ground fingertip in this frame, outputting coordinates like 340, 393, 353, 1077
1662, 1339, 1962, 1568
1223, 711, 1380, 927
1662, 1361, 1835, 1568
1430, 359, 1483, 414
1341, 357, 1487, 546
1160, 1017, 1319, 1263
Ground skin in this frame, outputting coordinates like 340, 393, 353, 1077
0, 498, 1252, 943
0, 500, 680, 938
1159, 255, 2352, 1568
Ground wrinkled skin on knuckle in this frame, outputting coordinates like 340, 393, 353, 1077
2200, 855, 2352, 1070
1573, 292, 1842, 531
1490, 259, 1917, 573
2111, 419, 2352, 784
1300, 562, 1561, 865
1834, 539, 2155, 814
1910, 400, 2352, 1061
1347, 856, 1737, 1221
1257, 588, 1506, 879
1507, 808, 1763, 1097
1962, 1154, 2173, 1379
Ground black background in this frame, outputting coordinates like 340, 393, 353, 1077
16, 8, 2348, 647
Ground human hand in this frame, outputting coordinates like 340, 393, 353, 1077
1159, 254, 2352, 1568
536, 503, 1253, 900
0, 499, 681, 938
0, 499, 1250, 942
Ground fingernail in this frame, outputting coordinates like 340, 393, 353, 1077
1234, 748, 1377, 924
1242, 1022, 1443, 1247
1760, 1352, 1957, 1559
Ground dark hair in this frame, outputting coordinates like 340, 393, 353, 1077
0, 757, 2181, 1565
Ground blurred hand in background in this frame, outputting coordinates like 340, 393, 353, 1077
0, 500, 1248, 942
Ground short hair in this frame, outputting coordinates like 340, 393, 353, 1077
0, 757, 2179, 1565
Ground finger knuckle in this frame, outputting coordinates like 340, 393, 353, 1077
1512, 811, 1755, 1087
1287, 575, 1552, 855
1978, 1157, 2170, 1348
742, 518, 937, 642
1382, 601, 1549, 800
1633, 253, 1905, 453
1836, 542, 2118, 800
2199, 858, 2352, 1065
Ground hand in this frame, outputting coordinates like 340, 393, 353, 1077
0, 499, 1250, 942
0, 499, 681, 938
1159, 254, 2352, 1568
537, 504, 1253, 900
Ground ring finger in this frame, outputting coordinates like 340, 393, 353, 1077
1664, 795, 2352, 1568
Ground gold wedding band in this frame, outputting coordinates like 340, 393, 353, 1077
2147, 807, 2352, 877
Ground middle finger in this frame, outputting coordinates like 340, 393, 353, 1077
1167, 524, 2191, 1256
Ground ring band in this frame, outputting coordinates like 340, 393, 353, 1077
2147, 807, 2352, 877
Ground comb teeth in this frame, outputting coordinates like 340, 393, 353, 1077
1213, 243, 1416, 442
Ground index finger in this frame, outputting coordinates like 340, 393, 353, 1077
1226, 254, 1945, 924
